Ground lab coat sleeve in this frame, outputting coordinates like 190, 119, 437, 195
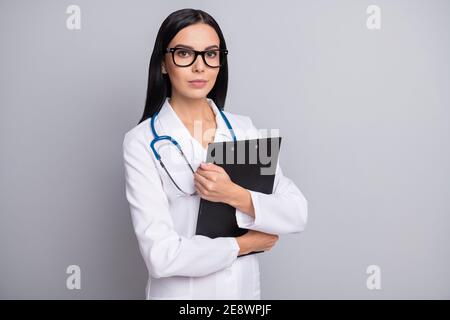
234, 118, 308, 235
123, 131, 240, 279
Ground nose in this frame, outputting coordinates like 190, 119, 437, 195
192, 53, 206, 72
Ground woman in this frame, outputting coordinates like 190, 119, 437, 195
122, 8, 308, 300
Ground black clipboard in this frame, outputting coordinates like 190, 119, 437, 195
195, 137, 282, 256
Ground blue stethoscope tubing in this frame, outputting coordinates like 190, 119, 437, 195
150, 108, 237, 161
149, 107, 237, 194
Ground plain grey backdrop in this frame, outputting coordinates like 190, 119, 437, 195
1, 0, 449, 299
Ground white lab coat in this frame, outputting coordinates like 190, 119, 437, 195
122, 97, 308, 300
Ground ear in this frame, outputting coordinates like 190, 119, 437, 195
161, 62, 167, 74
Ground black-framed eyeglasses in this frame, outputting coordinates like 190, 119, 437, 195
166, 47, 228, 68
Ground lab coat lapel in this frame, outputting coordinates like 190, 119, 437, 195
208, 98, 234, 143
156, 97, 234, 164
156, 98, 196, 163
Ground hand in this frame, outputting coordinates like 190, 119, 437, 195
235, 230, 279, 256
194, 162, 236, 203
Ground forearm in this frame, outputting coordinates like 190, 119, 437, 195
227, 183, 255, 217
235, 235, 252, 256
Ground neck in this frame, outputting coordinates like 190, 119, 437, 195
169, 95, 215, 123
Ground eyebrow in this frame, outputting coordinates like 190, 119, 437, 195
173, 44, 220, 50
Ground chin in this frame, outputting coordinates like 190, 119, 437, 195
183, 89, 211, 100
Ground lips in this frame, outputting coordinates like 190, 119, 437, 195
188, 79, 208, 88
188, 79, 207, 83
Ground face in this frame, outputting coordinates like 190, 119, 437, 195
162, 23, 222, 101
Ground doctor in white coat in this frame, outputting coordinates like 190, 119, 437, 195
122, 9, 308, 300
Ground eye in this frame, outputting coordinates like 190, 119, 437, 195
206, 50, 218, 58
176, 49, 192, 58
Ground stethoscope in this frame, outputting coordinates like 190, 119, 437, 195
149, 107, 237, 196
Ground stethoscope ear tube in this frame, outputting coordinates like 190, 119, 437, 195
217, 109, 237, 142
158, 159, 197, 196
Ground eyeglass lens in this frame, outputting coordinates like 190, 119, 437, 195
172, 48, 225, 67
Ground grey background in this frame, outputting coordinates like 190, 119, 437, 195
1, 0, 449, 299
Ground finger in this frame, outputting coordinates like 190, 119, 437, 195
195, 169, 217, 182
194, 172, 212, 190
200, 162, 224, 173
195, 180, 209, 197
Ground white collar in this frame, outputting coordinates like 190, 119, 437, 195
156, 97, 233, 152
